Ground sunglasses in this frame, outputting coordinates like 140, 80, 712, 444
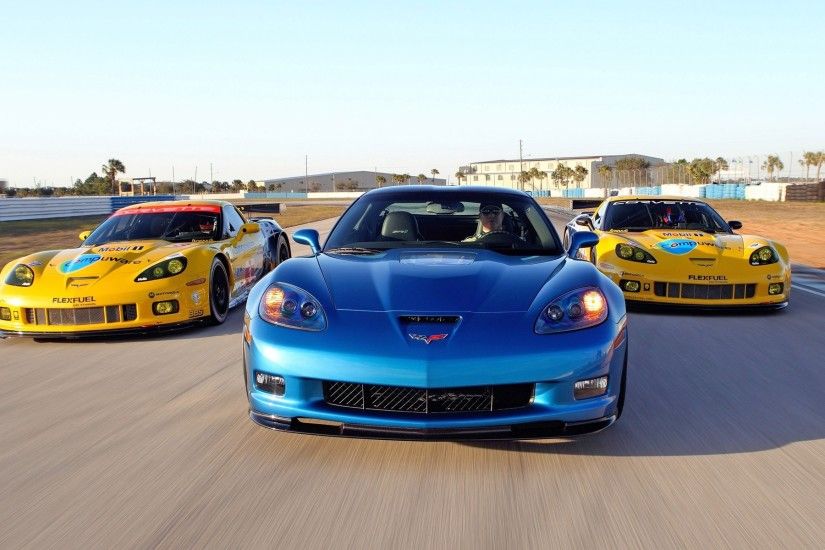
480, 207, 502, 216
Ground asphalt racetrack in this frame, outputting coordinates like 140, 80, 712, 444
1, 213, 824, 548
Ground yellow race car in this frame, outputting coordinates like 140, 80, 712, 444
0, 200, 291, 337
563, 196, 790, 308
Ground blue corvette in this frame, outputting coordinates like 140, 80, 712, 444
243, 187, 627, 439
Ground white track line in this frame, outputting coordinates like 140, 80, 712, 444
792, 284, 825, 298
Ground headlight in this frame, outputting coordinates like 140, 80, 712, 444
535, 287, 608, 334
5, 264, 34, 287
135, 257, 188, 282
259, 282, 327, 331
749, 246, 778, 266
615, 243, 656, 264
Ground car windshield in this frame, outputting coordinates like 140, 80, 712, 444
603, 200, 730, 233
324, 190, 562, 256
83, 206, 221, 246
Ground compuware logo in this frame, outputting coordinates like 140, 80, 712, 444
60, 254, 102, 273
656, 239, 697, 255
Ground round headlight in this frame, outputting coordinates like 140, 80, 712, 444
568, 302, 583, 319
282, 299, 297, 315
618, 245, 633, 259
168, 259, 184, 274
14, 265, 34, 285
152, 266, 165, 278
300, 302, 318, 319
758, 248, 773, 262
633, 250, 645, 261
546, 304, 564, 322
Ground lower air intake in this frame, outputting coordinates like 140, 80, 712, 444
323, 382, 534, 414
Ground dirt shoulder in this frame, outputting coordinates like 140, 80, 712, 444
0, 205, 345, 271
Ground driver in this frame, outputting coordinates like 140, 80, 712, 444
463, 202, 506, 242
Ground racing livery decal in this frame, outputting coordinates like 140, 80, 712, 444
656, 239, 697, 255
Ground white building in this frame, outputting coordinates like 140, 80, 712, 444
460, 154, 665, 191
263, 171, 446, 193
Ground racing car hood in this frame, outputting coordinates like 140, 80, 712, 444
613, 230, 748, 259
30, 240, 204, 287
317, 249, 566, 313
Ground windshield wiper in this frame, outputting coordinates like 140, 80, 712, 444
324, 246, 384, 255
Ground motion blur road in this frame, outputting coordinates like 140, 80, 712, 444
2, 213, 824, 548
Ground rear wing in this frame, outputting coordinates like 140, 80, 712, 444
570, 199, 603, 211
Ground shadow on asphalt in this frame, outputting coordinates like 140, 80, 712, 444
463, 299, 824, 457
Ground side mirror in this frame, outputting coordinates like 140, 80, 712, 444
79, 230, 91, 241
573, 214, 593, 228
240, 222, 260, 234
293, 228, 320, 254
728, 220, 742, 230
568, 231, 599, 259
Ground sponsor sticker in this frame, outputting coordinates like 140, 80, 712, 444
656, 239, 697, 255
60, 254, 101, 274
52, 296, 95, 304
688, 275, 727, 281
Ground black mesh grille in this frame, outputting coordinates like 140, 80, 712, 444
24, 304, 137, 326
653, 282, 756, 300
323, 382, 533, 414
122, 304, 138, 321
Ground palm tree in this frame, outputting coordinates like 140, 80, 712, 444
801, 151, 818, 182
517, 171, 531, 190
597, 165, 613, 190
417, 173, 427, 184
391, 174, 404, 186
573, 165, 589, 188
376, 175, 386, 188
454, 171, 465, 185
762, 155, 784, 182
715, 157, 729, 183
402, 173, 411, 185
102, 159, 126, 195
430, 168, 439, 184
816, 151, 825, 182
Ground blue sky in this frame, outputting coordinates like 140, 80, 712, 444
1, 0, 823, 186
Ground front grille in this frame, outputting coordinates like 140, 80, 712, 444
24, 304, 137, 326
653, 282, 756, 300
323, 382, 534, 414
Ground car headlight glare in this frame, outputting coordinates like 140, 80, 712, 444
135, 257, 188, 282
536, 287, 608, 334
615, 244, 656, 264
260, 282, 327, 331
750, 246, 777, 265
6, 264, 34, 287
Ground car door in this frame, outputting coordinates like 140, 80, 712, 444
221, 205, 265, 299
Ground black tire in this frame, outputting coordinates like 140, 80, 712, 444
276, 235, 290, 265
208, 258, 230, 325
616, 346, 628, 420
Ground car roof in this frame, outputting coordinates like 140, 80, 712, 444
117, 199, 231, 212
363, 185, 531, 199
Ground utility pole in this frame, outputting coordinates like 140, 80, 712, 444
210, 163, 213, 185
194, 166, 198, 193
305, 155, 308, 194
519, 140, 523, 191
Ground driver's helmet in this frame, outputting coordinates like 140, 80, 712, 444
197, 216, 215, 233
